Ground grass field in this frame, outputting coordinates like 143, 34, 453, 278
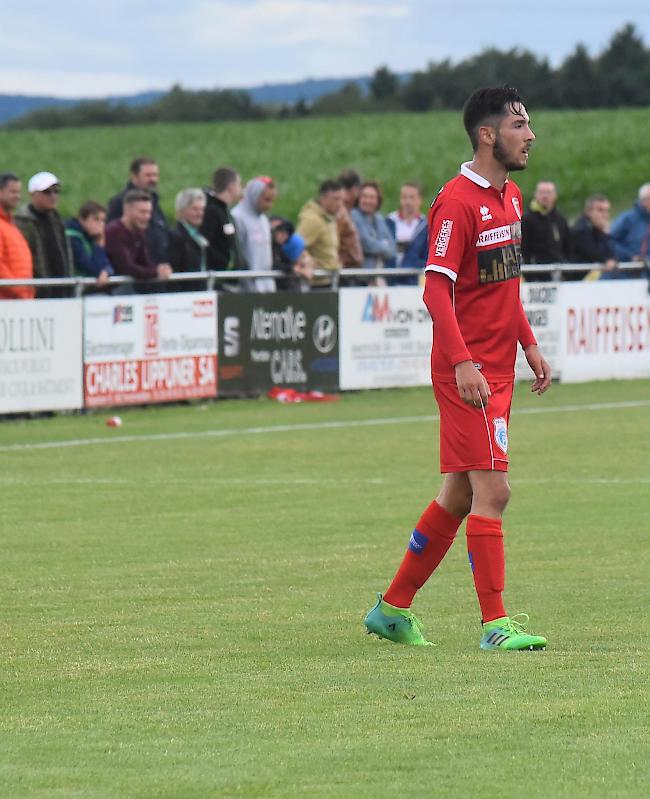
1, 379, 649, 798
1, 108, 649, 223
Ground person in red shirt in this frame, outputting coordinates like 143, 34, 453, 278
105, 189, 172, 293
365, 85, 552, 652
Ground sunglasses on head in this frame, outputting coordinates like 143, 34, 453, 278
42, 186, 60, 195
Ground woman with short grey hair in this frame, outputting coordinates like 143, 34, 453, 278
174, 188, 206, 216
168, 188, 208, 291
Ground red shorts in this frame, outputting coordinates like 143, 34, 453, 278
433, 380, 513, 473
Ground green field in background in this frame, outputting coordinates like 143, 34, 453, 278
1, 108, 648, 223
1, 379, 649, 798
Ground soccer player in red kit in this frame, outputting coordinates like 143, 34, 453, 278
364, 85, 552, 651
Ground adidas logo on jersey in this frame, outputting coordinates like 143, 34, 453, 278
480, 205, 492, 221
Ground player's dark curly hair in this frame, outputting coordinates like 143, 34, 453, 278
463, 85, 526, 151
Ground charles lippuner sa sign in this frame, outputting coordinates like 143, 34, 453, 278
83, 292, 217, 407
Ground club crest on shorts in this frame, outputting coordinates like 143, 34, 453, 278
493, 417, 508, 454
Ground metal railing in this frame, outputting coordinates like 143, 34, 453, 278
0, 262, 645, 295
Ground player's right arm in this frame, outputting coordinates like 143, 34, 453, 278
423, 195, 490, 407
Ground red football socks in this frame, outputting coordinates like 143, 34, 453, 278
383, 500, 463, 608
466, 514, 506, 623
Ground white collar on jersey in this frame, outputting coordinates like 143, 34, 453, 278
460, 161, 511, 192
460, 161, 491, 188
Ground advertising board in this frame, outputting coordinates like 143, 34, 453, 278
217, 292, 339, 395
0, 299, 83, 413
83, 292, 217, 407
559, 279, 650, 382
339, 287, 431, 390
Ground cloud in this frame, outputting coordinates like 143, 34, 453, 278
156, 0, 415, 86
0, 69, 158, 99
186, 0, 410, 48
0, 1, 647, 96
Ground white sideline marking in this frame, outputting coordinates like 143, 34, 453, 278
1, 398, 649, 454
0, 477, 390, 487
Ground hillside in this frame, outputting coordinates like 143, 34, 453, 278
0, 77, 379, 124
1, 108, 647, 222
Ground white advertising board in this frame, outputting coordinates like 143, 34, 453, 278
516, 282, 563, 381
339, 287, 431, 390
559, 279, 650, 382
0, 299, 83, 413
83, 292, 218, 407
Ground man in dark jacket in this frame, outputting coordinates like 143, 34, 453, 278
570, 194, 618, 280
521, 181, 571, 279
199, 166, 242, 269
107, 157, 171, 270
15, 171, 73, 297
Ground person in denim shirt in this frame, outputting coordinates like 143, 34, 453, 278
609, 183, 650, 275
386, 182, 427, 285
350, 181, 396, 286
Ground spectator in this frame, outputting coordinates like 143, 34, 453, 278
521, 180, 571, 279
106, 157, 171, 270
337, 169, 363, 268
0, 172, 34, 300
231, 176, 277, 293
609, 182, 650, 266
386, 181, 427, 284
296, 179, 343, 287
15, 171, 73, 297
270, 216, 314, 292
65, 201, 114, 290
168, 188, 209, 292
105, 189, 172, 292
200, 166, 242, 269
350, 181, 397, 285
569, 194, 618, 280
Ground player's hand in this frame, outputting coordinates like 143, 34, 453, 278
524, 345, 552, 395
455, 360, 491, 408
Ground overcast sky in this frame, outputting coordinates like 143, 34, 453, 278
2, 0, 649, 97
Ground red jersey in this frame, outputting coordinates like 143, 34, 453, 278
426, 162, 526, 383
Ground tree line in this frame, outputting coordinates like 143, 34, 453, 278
6, 23, 649, 130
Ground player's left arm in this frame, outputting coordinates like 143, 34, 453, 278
517, 301, 551, 394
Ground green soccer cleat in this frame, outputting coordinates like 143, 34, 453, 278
364, 593, 434, 647
480, 613, 547, 651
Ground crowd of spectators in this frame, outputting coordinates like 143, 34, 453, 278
521, 180, 650, 280
1, 160, 649, 299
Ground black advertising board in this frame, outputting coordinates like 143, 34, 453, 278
217, 292, 339, 395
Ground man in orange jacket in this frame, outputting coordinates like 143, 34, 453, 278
0, 172, 34, 300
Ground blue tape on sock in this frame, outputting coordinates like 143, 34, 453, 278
408, 529, 429, 554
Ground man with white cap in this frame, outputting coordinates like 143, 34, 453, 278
16, 171, 72, 297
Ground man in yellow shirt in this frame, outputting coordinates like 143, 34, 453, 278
296, 180, 344, 287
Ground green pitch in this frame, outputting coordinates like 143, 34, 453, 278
2, 380, 649, 798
